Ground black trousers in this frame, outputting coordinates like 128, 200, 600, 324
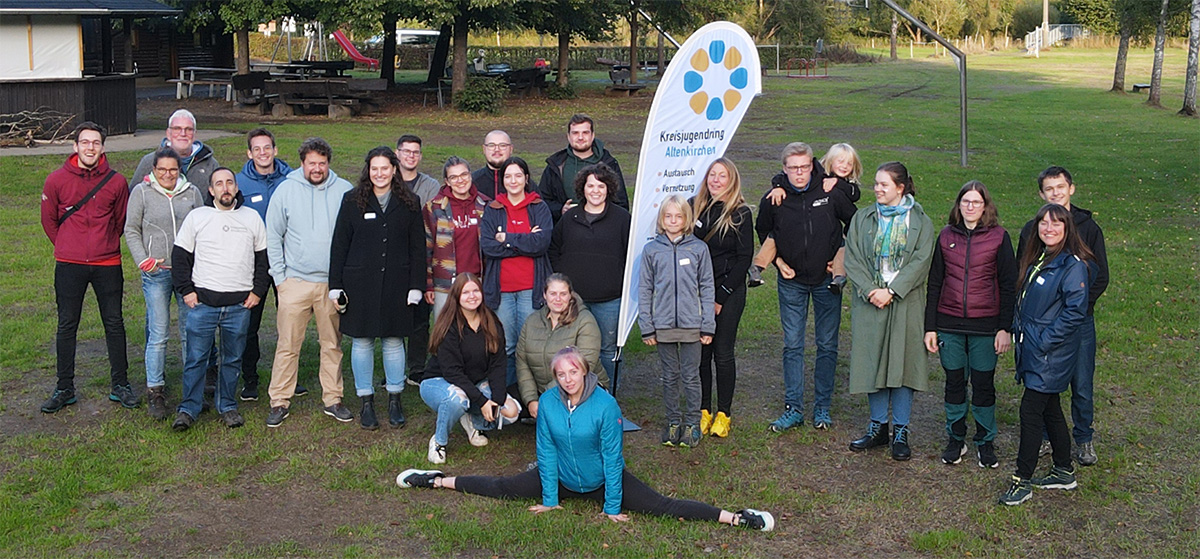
455, 468, 722, 521
700, 286, 746, 415
240, 280, 277, 387
1016, 388, 1072, 479
54, 262, 127, 390
407, 298, 431, 378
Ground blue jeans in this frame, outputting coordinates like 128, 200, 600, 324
419, 376, 517, 445
1070, 315, 1096, 444
777, 277, 840, 413
868, 387, 914, 426
496, 289, 535, 385
351, 337, 406, 396
179, 303, 249, 418
587, 298, 621, 386
141, 269, 189, 388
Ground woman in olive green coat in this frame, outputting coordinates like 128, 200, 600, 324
515, 273, 608, 418
844, 162, 935, 461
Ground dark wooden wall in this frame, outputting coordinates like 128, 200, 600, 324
0, 75, 137, 136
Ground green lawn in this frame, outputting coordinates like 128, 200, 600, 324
0, 46, 1196, 557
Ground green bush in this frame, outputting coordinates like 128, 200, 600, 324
546, 79, 576, 100
455, 77, 506, 114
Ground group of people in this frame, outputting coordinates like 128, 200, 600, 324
38, 108, 1106, 525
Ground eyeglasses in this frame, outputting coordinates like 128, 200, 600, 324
484, 143, 512, 150
784, 164, 813, 173
77, 140, 103, 147
959, 199, 985, 208
154, 167, 180, 174
447, 172, 471, 183
398, 149, 421, 157
168, 126, 195, 134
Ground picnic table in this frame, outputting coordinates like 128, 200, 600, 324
251, 61, 355, 79
262, 77, 382, 118
169, 66, 236, 101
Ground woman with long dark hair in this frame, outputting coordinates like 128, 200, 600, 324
418, 273, 522, 464
845, 161, 935, 461
690, 157, 753, 437
329, 146, 426, 430
924, 181, 1017, 468
999, 203, 1093, 506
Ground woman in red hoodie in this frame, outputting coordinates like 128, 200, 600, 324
480, 156, 554, 388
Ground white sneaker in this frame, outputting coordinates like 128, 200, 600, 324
460, 415, 489, 447
427, 435, 446, 464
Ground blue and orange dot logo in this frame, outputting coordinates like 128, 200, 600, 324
683, 40, 749, 120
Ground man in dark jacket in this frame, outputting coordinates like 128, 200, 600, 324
38, 122, 134, 413
233, 128, 296, 401
131, 109, 220, 189
471, 130, 513, 201
1016, 166, 1109, 467
756, 142, 856, 433
538, 114, 629, 221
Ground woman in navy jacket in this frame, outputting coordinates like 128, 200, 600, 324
397, 347, 775, 531
999, 203, 1093, 506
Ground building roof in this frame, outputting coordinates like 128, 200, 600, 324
0, 0, 180, 16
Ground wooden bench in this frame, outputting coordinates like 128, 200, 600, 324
605, 68, 647, 96
264, 78, 375, 118
171, 67, 236, 101
1132, 83, 1151, 93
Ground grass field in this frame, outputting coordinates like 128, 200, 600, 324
1, 46, 1197, 558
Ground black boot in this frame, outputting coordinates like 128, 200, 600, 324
360, 395, 379, 430
849, 421, 889, 452
891, 424, 912, 461
388, 393, 406, 428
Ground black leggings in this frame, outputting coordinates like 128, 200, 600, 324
700, 286, 746, 415
1016, 388, 1072, 479
455, 468, 723, 521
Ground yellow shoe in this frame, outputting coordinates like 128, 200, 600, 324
711, 412, 731, 438
700, 409, 713, 435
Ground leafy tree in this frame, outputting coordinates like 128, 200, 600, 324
520, 0, 622, 87
1058, 0, 1119, 34
1183, 0, 1198, 115
1012, 0, 1061, 38
911, 0, 967, 37
1111, 0, 1163, 92
1147, 0, 1190, 106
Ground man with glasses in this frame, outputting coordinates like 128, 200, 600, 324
132, 109, 220, 190
395, 134, 440, 385
39, 122, 133, 413
471, 130, 513, 200
538, 114, 629, 223
755, 142, 856, 433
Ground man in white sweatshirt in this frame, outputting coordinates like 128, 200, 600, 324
264, 138, 354, 427
170, 168, 269, 430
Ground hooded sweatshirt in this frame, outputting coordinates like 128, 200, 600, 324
125, 174, 203, 269
265, 167, 353, 284
236, 158, 293, 221
479, 191, 554, 310
132, 139, 219, 189
536, 373, 624, 515
41, 153, 130, 265
538, 138, 630, 220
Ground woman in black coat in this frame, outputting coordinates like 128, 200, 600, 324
330, 146, 426, 430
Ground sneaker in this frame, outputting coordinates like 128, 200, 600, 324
941, 438, 967, 465
460, 415, 489, 447
849, 421, 889, 451
40, 388, 77, 414
700, 409, 713, 436
427, 435, 447, 464
736, 509, 775, 532
1032, 465, 1077, 490
711, 412, 731, 438
661, 424, 681, 447
679, 424, 702, 448
747, 266, 765, 288
265, 406, 289, 428
109, 383, 140, 409
1038, 440, 1052, 457
294, 384, 309, 397
891, 424, 912, 461
999, 475, 1032, 506
323, 403, 354, 423
239, 383, 259, 402
396, 468, 444, 489
978, 441, 999, 469
171, 411, 195, 432
828, 275, 846, 296
147, 387, 168, 420
1074, 441, 1097, 466
768, 406, 804, 433
220, 410, 245, 428
813, 408, 832, 430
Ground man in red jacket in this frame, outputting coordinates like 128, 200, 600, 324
39, 122, 135, 413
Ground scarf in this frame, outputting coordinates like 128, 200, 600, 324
873, 194, 915, 284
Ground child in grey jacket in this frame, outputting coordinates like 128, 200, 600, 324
638, 195, 716, 448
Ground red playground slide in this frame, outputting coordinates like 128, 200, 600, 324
332, 30, 379, 70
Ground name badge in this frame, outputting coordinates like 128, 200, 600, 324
469, 218, 478, 225
1035, 276, 1046, 285
695, 220, 703, 228
364, 212, 377, 220
250, 194, 263, 203
679, 258, 691, 266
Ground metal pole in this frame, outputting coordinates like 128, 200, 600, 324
878, 0, 968, 167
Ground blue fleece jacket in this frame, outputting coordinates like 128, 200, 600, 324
236, 158, 293, 221
265, 168, 353, 284
536, 381, 624, 515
